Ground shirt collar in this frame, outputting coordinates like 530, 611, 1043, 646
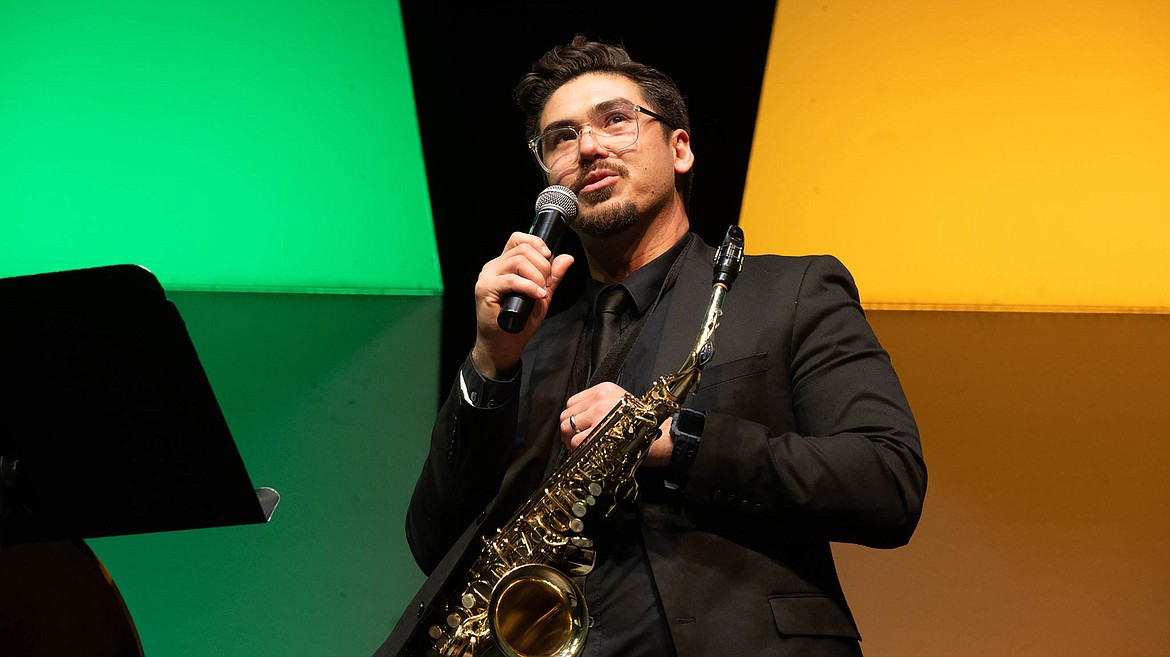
586, 233, 693, 316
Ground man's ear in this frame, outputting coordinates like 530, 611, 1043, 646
672, 129, 694, 175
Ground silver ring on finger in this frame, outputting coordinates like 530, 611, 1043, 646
569, 414, 579, 433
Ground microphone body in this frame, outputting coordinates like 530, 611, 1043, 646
497, 185, 579, 334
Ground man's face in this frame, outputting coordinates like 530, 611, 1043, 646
538, 73, 686, 238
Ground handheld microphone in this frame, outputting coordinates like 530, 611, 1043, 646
497, 185, 579, 334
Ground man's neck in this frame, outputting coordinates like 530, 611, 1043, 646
581, 201, 690, 284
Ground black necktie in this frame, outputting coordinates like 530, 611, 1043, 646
590, 285, 630, 376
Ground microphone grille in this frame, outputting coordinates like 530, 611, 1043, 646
535, 185, 578, 222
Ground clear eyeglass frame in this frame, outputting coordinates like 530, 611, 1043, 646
527, 103, 672, 173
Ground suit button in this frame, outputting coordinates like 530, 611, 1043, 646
712, 489, 724, 502
753, 503, 764, 515
740, 500, 751, 511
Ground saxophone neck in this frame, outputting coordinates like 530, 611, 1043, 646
661, 366, 701, 405
661, 226, 744, 405
648, 281, 726, 412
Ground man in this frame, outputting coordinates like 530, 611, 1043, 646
393, 36, 926, 657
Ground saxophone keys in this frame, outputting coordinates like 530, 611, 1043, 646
569, 517, 584, 533
588, 482, 603, 496
571, 501, 587, 517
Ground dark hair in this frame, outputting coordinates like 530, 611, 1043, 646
515, 36, 693, 208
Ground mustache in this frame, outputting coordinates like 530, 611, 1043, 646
570, 161, 629, 194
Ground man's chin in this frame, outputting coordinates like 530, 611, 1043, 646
574, 199, 639, 239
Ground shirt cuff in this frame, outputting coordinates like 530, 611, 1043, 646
458, 354, 519, 409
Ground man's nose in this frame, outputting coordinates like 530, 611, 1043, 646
576, 128, 609, 162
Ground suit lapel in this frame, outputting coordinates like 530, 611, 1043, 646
647, 239, 717, 384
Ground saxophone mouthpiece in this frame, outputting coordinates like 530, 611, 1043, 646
713, 225, 745, 287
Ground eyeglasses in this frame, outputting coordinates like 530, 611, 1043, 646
528, 102, 672, 173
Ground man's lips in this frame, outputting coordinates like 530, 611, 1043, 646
579, 169, 620, 194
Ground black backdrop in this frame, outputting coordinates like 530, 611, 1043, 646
399, 2, 779, 400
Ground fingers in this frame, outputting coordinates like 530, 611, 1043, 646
478, 235, 579, 311
547, 253, 575, 294
559, 382, 628, 451
559, 412, 588, 451
500, 231, 553, 258
471, 233, 575, 379
564, 382, 626, 411
479, 237, 555, 300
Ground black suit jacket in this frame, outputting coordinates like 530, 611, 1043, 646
381, 237, 926, 657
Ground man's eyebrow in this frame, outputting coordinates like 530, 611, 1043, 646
592, 97, 635, 114
540, 97, 636, 133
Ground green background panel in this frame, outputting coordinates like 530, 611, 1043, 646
4, 1, 443, 654
89, 291, 436, 656
0, 0, 438, 295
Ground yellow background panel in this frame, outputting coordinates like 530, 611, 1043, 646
840, 310, 1170, 655
742, 0, 1170, 311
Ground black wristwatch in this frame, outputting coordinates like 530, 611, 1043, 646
668, 408, 706, 479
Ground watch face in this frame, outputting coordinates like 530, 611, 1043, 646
675, 408, 706, 436
670, 410, 703, 468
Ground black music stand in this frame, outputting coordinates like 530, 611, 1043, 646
0, 264, 279, 655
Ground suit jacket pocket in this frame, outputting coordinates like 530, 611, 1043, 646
696, 352, 767, 389
689, 353, 769, 421
769, 594, 861, 640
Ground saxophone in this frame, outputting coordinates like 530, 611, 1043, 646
423, 227, 745, 657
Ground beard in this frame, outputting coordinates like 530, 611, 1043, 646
574, 192, 638, 238
571, 164, 639, 238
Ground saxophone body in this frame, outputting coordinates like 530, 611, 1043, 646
423, 228, 744, 657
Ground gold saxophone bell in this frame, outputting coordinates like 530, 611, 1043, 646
488, 565, 588, 657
